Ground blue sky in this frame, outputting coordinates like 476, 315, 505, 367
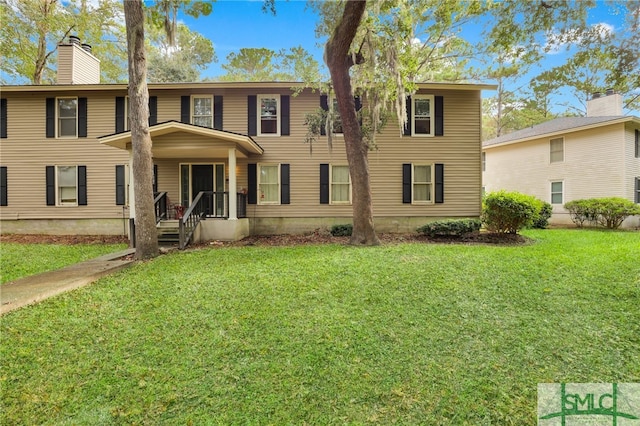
181, 0, 637, 115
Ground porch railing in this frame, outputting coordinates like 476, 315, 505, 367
153, 192, 169, 223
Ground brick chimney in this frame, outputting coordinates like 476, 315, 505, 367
586, 89, 623, 117
57, 36, 100, 84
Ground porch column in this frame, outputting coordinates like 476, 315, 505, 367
228, 147, 237, 220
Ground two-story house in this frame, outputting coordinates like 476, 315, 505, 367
482, 91, 640, 228
0, 37, 495, 246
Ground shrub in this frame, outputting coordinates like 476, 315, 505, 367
417, 219, 481, 238
481, 191, 540, 234
565, 197, 640, 229
532, 201, 553, 229
330, 224, 353, 236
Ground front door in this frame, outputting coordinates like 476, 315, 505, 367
180, 164, 225, 216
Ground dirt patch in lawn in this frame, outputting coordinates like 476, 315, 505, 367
0, 234, 129, 245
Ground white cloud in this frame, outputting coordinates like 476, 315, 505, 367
543, 22, 615, 54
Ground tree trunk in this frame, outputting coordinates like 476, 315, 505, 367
325, 0, 380, 246
124, 0, 159, 259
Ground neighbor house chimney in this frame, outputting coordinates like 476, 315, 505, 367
57, 36, 100, 84
586, 90, 622, 117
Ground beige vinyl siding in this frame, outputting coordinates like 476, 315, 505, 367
57, 44, 100, 85
483, 123, 628, 213
2, 85, 485, 224
0, 92, 129, 220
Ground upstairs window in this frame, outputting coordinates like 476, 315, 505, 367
550, 137, 564, 163
413, 95, 434, 136
192, 95, 213, 128
57, 97, 77, 137
259, 95, 280, 136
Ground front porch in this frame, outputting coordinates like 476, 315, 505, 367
99, 121, 264, 248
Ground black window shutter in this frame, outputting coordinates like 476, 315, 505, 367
153, 164, 158, 193
115, 97, 125, 133
78, 97, 87, 137
320, 95, 328, 136
354, 96, 363, 126
0, 166, 7, 206
281, 95, 290, 136
435, 163, 444, 203
214, 95, 223, 130
247, 95, 257, 136
281, 164, 290, 204
435, 96, 444, 136
635, 129, 639, 158
78, 166, 87, 205
180, 96, 190, 123
46, 166, 55, 205
46, 98, 55, 138
1, 98, 7, 138
116, 165, 126, 205
320, 164, 329, 204
148, 96, 157, 126
404, 96, 412, 136
402, 163, 412, 203
248, 163, 257, 204
636, 177, 640, 203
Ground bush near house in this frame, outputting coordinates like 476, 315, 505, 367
565, 197, 640, 229
330, 224, 353, 236
417, 219, 482, 238
532, 201, 553, 229
482, 191, 543, 234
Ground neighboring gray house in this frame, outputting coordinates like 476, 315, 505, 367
482, 92, 640, 228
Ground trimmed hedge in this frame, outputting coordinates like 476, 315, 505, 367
532, 201, 553, 229
417, 219, 482, 238
482, 191, 542, 234
330, 224, 353, 236
564, 197, 640, 229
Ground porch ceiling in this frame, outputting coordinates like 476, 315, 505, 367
98, 120, 264, 158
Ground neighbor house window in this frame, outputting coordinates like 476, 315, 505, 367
412, 95, 434, 136
551, 181, 563, 204
57, 97, 77, 137
482, 152, 486, 171
192, 95, 213, 128
550, 137, 564, 163
58, 166, 78, 205
331, 165, 351, 204
258, 163, 280, 204
259, 95, 280, 135
413, 164, 433, 202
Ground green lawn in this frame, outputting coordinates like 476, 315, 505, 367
1, 229, 638, 424
0, 242, 128, 284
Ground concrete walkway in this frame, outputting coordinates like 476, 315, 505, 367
1, 249, 136, 315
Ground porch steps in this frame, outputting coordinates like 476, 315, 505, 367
157, 220, 180, 246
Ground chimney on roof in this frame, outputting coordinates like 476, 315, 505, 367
586, 89, 622, 117
56, 35, 100, 85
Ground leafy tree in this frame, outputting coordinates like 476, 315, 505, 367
218, 47, 321, 82
0, 0, 127, 84
146, 23, 216, 83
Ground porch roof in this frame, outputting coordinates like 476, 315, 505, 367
98, 120, 264, 158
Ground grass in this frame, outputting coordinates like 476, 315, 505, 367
0, 242, 128, 284
1, 229, 639, 424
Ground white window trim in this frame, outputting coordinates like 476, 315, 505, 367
191, 94, 214, 128
412, 95, 435, 137
330, 164, 351, 205
258, 94, 281, 137
550, 137, 564, 163
258, 163, 281, 205
412, 163, 434, 204
56, 97, 78, 139
56, 165, 78, 206
550, 180, 564, 205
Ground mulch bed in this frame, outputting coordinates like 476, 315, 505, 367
0, 231, 530, 247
